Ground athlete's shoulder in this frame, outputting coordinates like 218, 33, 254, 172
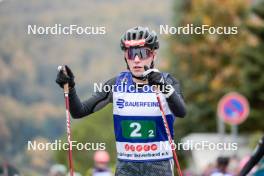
104, 77, 116, 86
115, 71, 133, 84
104, 71, 131, 86
162, 72, 180, 85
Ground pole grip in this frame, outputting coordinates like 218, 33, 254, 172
61, 66, 69, 94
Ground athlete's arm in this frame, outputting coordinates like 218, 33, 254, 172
68, 78, 115, 119
165, 74, 186, 118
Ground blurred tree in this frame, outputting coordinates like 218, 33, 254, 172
26, 137, 52, 172
168, 0, 250, 137
238, 0, 264, 131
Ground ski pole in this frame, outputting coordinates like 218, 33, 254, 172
58, 65, 74, 176
155, 87, 183, 176
239, 135, 264, 176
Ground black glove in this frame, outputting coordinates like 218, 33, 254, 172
143, 65, 166, 86
143, 66, 175, 97
55, 65, 75, 89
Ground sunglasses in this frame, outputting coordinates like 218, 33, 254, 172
126, 48, 153, 60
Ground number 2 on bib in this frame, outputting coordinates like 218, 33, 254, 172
130, 122, 142, 137
121, 120, 156, 139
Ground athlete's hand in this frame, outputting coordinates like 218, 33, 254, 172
143, 66, 175, 98
56, 65, 75, 89
143, 66, 165, 86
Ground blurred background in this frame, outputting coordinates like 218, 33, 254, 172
0, 0, 263, 175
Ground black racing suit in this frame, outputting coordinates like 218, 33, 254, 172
68, 73, 186, 176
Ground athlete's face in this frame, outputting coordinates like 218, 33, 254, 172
125, 47, 156, 77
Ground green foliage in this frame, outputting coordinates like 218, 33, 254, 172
238, 0, 264, 131
169, 0, 264, 138
169, 0, 250, 138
